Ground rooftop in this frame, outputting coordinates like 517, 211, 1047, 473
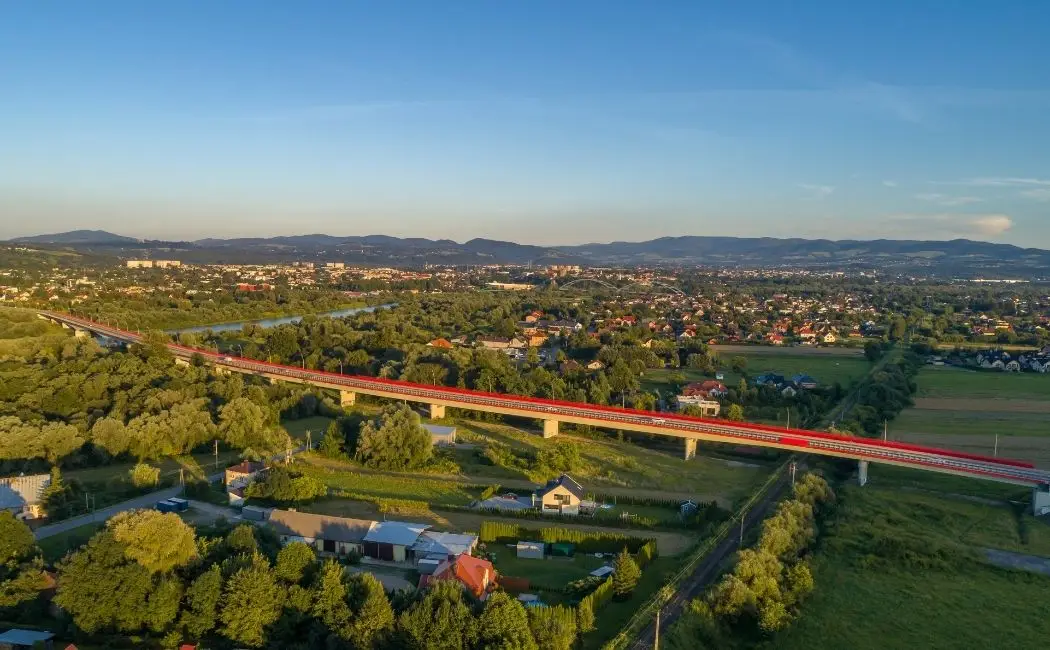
268, 510, 373, 544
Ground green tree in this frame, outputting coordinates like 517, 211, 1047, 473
311, 559, 354, 641
275, 541, 316, 584
219, 397, 289, 457
129, 462, 161, 488
355, 403, 433, 470
226, 524, 259, 554
54, 531, 155, 633
612, 548, 641, 600
90, 416, 131, 457
477, 591, 538, 650
725, 404, 745, 422
527, 605, 577, 650
864, 341, 884, 363
109, 510, 197, 574
180, 564, 223, 639
319, 420, 345, 459
145, 575, 184, 633
347, 572, 395, 648
0, 512, 47, 610
220, 554, 285, 648
730, 356, 748, 374
397, 579, 477, 649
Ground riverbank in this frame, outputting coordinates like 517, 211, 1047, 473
167, 301, 395, 334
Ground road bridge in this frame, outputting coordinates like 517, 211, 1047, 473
39, 311, 1050, 514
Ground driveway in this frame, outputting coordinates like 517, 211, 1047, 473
347, 566, 414, 591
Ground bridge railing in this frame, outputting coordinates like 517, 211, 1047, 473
600, 458, 791, 650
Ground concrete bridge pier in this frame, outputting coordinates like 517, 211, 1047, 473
73, 328, 91, 339
858, 460, 869, 486
542, 419, 559, 439
340, 390, 356, 407
429, 403, 446, 420
1034, 486, 1050, 516
683, 438, 697, 460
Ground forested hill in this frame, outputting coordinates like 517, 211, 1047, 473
8, 231, 1050, 277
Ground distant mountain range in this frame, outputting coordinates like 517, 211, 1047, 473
8, 230, 1050, 278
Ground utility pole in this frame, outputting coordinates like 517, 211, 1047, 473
306, 430, 312, 451
654, 609, 660, 650
740, 508, 746, 546
786, 409, 790, 429
883, 420, 888, 442
214, 439, 219, 471
179, 468, 185, 485
790, 461, 797, 486
994, 434, 999, 457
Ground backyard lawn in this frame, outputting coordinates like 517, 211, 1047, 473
914, 366, 1050, 400
641, 351, 871, 394
36, 522, 103, 562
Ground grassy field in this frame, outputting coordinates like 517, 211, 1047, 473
296, 460, 483, 505
36, 522, 103, 563
452, 420, 771, 505
641, 352, 870, 394
282, 415, 336, 441
66, 449, 242, 485
769, 481, 1050, 650
914, 366, 1050, 400
710, 345, 865, 357
486, 545, 608, 585
586, 557, 681, 648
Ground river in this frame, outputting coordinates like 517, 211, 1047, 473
166, 303, 395, 335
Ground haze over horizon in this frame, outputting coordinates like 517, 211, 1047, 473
2, 2, 1049, 246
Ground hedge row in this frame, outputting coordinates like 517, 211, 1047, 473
634, 540, 658, 570
479, 521, 655, 554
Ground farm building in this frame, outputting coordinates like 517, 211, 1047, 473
516, 541, 545, 559
421, 424, 457, 446
363, 521, 430, 563
268, 510, 372, 557
225, 460, 267, 505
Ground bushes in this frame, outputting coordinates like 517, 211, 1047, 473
634, 540, 658, 570
479, 484, 501, 501
703, 472, 835, 635
245, 465, 327, 505
478, 521, 654, 554
128, 463, 161, 488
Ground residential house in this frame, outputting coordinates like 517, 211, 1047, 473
422, 424, 457, 446
766, 333, 785, 345
225, 460, 267, 506
476, 336, 526, 351
427, 338, 453, 349
1005, 360, 1022, 373
535, 474, 585, 516
524, 311, 543, 324
559, 360, 582, 373
0, 629, 56, 649
363, 521, 431, 563
754, 373, 787, 388
585, 360, 606, 371
791, 374, 819, 390
268, 510, 372, 557
421, 553, 496, 599
0, 473, 50, 519
527, 334, 549, 348
682, 380, 728, 398
675, 395, 721, 416
822, 332, 838, 344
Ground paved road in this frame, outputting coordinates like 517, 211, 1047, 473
33, 485, 184, 540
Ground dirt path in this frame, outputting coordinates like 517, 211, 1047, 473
710, 345, 863, 357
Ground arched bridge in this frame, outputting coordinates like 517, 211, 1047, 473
38, 311, 1050, 513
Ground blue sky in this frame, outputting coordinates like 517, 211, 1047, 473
2, 1, 1049, 246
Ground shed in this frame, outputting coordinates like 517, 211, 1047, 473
268, 510, 372, 556
411, 531, 479, 559
550, 542, 575, 558
516, 541, 545, 560
0, 628, 56, 649
590, 565, 614, 578
363, 521, 430, 563
421, 424, 457, 447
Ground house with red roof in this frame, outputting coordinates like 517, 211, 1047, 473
419, 553, 496, 599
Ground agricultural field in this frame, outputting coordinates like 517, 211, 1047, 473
890, 366, 1050, 466
769, 476, 1050, 650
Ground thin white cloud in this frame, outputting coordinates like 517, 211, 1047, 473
914, 193, 984, 206
963, 177, 1050, 188
798, 183, 835, 199
882, 180, 898, 187
1020, 188, 1050, 202
887, 213, 1014, 238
